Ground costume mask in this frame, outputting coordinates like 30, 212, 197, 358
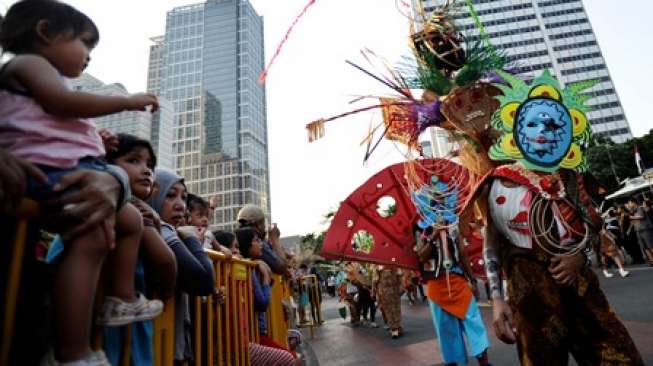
489, 70, 595, 173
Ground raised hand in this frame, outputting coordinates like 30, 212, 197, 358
126, 93, 159, 113
98, 128, 119, 153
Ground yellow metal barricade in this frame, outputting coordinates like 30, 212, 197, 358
152, 296, 175, 366
191, 251, 258, 366
1, 199, 38, 366
301, 274, 324, 334
265, 274, 290, 348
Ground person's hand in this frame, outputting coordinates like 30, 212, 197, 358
218, 245, 233, 260
209, 195, 219, 211
176, 225, 200, 241
268, 223, 281, 243
125, 93, 159, 113
492, 298, 517, 344
0, 148, 48, 214
98, 128, 119, 153
213, 286, 226, 305
45, 170, 120, 248
132, 198, 161, 231
549, 253, 584, 286
257, 259, 272, 285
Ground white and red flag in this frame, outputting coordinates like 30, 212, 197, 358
635, 145, 646, 175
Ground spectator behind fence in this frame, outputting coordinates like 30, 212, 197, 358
237, 204, 288, 275
148, 169, 215, 362
103, 133, 178, 365
236, 227, 297, 365
0, 1, 162, 363
187, 193, 232, 257
0, 148, 128, 365
214, 229, 241, 258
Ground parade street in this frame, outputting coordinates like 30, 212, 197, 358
301, 266, 653, 366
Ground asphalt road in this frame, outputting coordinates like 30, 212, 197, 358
301, 265, 653, 366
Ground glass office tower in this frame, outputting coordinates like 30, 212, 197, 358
148, 0, 270, 229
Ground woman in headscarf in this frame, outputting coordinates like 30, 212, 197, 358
148, 169, 215, 363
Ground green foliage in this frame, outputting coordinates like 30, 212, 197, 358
412, 51, 454, 95
453, 40, 506, 87
299, 231, 326, 256
586, 129, 653, 192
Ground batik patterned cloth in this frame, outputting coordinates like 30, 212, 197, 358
376, 268, 403, 331
504, 247, 644, 366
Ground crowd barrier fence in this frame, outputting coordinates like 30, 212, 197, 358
2, 215, 293, 366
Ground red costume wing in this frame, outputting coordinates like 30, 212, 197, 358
321, 159, 473, 269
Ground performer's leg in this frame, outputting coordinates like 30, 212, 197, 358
507, 258, 570, 366
428, 299, 467, 365
566, 268, 644, 366
417, 284, 426, 301
460, 297, 490, 362
369, 300, 377, 324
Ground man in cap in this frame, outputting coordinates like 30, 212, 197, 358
237, 204, 288, 275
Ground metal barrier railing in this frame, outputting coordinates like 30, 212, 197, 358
300, 274, 323, 338
265, 274, 290, 348
190, 250, 258, 366
152, 297, 175, 366
3, 221, 288, 366
1, 199, 39, 366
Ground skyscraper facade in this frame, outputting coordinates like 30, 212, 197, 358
148, 0, 270, 230
415, 0, 632, 142
71, 73, 175, 169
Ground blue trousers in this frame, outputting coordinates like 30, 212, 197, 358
428, 297, 489, 365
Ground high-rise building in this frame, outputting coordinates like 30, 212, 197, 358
414, 0, 632, 142
428, 127, 457, 158
147, 36, 165, 97
148, 0, 270, 230
71, 74, 175, 169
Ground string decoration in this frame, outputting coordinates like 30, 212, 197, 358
258, 0, 318, 83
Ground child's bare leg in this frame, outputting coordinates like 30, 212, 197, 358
106, 203, 143, 301
53, 223, 111, 362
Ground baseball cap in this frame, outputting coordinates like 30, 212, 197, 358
236, 204, 265, 226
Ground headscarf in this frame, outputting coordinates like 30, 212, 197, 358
148, 168, 185, 214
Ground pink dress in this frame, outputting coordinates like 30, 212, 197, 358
0, 81, 104, 168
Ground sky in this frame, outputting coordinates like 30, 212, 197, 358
2, 0, 651, 236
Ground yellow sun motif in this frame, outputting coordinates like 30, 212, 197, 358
500, 134, 522, 158
499, 102, 520, 130
560, 144, 582, 169
529, 84, 561, 100
569, 109, 588, 137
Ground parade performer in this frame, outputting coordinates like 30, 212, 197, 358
472, 70, 644, 365
414, 178, 491, 366
374, 265, 404, 339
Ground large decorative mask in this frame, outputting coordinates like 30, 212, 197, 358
489, 70, 596, 173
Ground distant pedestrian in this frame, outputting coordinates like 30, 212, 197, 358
326, 275, 337, 297
627, 198, 653, 265
617, 205, 646, 264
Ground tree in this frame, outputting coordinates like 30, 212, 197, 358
586, 129, 653, 192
